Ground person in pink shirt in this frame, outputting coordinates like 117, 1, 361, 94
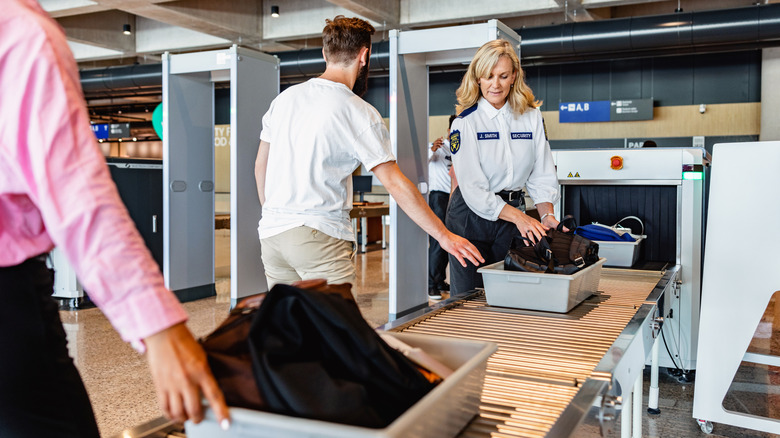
0, 1, 229, 436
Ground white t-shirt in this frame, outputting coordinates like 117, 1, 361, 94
427, 140, 451, 193
450, 97, 559, 221
258, 78, 395, 241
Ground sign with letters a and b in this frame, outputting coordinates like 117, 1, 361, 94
559, 99, 653, 123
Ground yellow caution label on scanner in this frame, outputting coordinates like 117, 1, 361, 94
566, 172, 581, 178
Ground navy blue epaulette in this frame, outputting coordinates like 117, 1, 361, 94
457, 104, 478, 118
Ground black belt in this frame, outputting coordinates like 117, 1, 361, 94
497, 190, 526, 209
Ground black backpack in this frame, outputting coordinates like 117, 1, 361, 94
504, 218, 599, 275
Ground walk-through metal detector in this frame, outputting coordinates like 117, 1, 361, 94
388, 20, 520, 320
163, 45, 278, 304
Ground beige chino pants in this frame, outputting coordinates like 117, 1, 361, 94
260, 226, 356, 291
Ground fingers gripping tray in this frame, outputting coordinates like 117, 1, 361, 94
186, 332, 496, 438
478, 258, 605, 313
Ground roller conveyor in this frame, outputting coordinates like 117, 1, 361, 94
117, 267, 677, 438
381, 267, 678, 437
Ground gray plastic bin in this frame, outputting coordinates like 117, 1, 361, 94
186, 332, 496, 438
478, 258, 605, 313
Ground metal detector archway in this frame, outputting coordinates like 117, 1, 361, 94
163, 45, 278, 305
388, 20, 520, 319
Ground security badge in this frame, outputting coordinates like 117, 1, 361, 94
450, 130, 461, 154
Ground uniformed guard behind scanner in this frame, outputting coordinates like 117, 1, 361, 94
445, 39, 563, 296
427, 115, 457, 300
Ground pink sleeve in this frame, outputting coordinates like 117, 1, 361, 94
15, 15, 187, 350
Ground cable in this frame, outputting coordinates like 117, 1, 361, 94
661, 324, 682, 373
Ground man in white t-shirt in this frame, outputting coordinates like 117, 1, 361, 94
255, 16, 483, 289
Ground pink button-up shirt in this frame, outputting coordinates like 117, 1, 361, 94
1, 0, 187, 351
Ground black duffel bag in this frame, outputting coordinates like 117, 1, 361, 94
505, 218, 599, 275
201, 280, 439, 429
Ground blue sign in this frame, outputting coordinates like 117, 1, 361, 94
559, 101, 611, 123
91, 124, 109, 139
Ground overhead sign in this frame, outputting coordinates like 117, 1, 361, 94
108, 123, 130, 139
559, 101, 610, 123
610, 99, 653, 121
91, 124, 109, 139
559, 99, 653, 123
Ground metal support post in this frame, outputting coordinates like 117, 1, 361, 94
633, 373, 643, 437
621, 387, 632, 438
648, 337, 661, 415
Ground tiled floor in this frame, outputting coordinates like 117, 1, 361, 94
61, 233, 779, 437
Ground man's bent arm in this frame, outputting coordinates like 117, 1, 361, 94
255, 141, 270, 205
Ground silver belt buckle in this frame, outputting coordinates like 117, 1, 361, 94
507, 191, 516, 202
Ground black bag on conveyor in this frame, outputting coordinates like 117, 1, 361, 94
505, 218, 599, 275
201, 280, 438, 428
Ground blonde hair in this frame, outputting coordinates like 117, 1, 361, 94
455, 39, 540, 115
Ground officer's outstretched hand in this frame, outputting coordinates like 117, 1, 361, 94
439, 231, 484, 267
145, 323, 230, 429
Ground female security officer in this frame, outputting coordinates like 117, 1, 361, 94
446, 39, 562, 295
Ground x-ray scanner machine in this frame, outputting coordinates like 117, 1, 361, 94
388, 20, 520, 320
163, 45, 278, 305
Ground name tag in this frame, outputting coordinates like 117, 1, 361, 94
477, 132, 499, 140
511, 132, 533, 140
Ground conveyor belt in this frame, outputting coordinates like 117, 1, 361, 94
118, 268, 675, 438
386, 269, 666, 437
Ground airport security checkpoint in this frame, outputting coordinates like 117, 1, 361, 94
8, 2, 780, 438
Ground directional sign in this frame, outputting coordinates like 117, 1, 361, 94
559, 99, 654, 123
611, 99, 653, 121
558, 101, 610, 123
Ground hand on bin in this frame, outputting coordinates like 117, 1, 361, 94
145, 323, 231, 429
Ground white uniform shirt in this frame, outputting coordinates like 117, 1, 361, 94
428, 139, 451, 193
258, 78, 395, 241
450, 97, 559, 221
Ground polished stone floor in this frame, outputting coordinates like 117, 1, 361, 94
60, 231, 779, 437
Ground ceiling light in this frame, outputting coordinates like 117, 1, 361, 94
271, 5, 279, 18
123, 24, 132, 35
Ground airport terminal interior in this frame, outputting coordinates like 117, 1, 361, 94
33, 0, 780, 437
65, 238, 778, 437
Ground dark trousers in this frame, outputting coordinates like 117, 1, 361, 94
428, 190, 450, 289
445, 188, 521, 295
0, 256, 100, 438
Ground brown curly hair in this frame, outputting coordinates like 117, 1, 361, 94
322, 16, 375, 65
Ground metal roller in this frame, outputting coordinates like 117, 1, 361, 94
384, 269, 670, 437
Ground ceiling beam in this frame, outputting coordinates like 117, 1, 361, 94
39, 0, 110, 18
552, 0, 596, 21
323, 0, 400, 28
57, 11, 136, 53
90, 0, 263, 45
